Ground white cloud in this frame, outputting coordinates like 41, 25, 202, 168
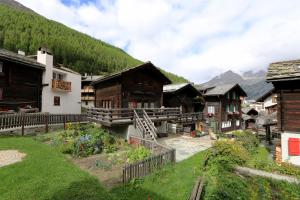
16, 0, 300, 83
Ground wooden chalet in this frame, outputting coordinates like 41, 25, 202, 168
163, 83, 204, 113
256, 88, 277, 114
81, 74, 103, 108
242, 108, 258, 129
92, 62, 171, 109
201, 84, 247, 133
0, 49, 44, 113
267, 59, 300, 165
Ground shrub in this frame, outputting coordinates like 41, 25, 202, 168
232, 130, 259, 153
204, 140, 249, 170
127, 146, 152, 163
204, 168, 249, 200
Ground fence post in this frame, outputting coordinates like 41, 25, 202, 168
45, 113, 49, 133
63, 115, 66, 130
21, 114, 25, 136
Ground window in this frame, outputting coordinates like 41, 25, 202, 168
236, 120, 240, 127
150, 102, 155, 108
53, 72, 65, 80
102, 100, 112, 108
232, 91, 236, 99
226, 104, 230, 112
137, 102, 142, 108
208, 106, 215, 114
85, 101, 88, 106
272, 95, 277, 103
143, 102, 149, 108
0, 62, 3, 73
0, 88, 3, 100
222, 121, 232, 128
233, 103, 236, 112
227, 92, 230, 99
54, 96, 60, 106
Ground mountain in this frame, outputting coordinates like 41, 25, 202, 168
0, 1, 188, 83
202, 70, 244, 87
200, 70, 273, 100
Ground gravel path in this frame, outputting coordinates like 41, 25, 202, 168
236, 166, 300, 184
0, 150, 26, 168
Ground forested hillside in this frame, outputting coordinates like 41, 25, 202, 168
0, 4, 188, 83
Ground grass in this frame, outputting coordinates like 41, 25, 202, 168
0, 136, 207, 200
111, 150, 207, 200
0, 137, 112, 200
1, 136, 300, 200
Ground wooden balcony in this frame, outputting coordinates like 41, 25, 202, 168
86, 107, 204, 127
52, 79, 71, 92
81, 88, 94, 93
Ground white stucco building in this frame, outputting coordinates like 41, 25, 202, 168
37, 47, 81, 114
256, 89, 277, 114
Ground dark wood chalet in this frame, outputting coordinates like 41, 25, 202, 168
242, 108, 258, 129
201, 84, 247, 133
266, 59, 300, 165
163, 83, 204, 113
0, 49, 45, 113
92, 62, 171, 109
266, 60, 300, 133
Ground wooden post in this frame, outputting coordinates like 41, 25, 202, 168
63, 115, 66, 130
45, 113, 49, 133
21, 114, 25, 136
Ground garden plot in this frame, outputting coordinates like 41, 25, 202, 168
35, 123, 152, 188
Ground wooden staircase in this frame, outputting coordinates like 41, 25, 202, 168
133, 109, 158, 141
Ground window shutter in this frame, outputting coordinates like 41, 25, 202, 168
288, 138, 300, 156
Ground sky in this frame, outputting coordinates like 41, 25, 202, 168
16, 0, 300, 83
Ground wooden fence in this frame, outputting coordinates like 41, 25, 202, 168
0, 113, 87, 135
123, 136, 176, 183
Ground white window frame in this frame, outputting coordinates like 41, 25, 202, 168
208, 106, 215, 114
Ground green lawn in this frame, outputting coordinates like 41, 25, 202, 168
0, 136, 206, 200
0, 137, 112, 200
111, 150, 206, 200
1, 136, 300, 200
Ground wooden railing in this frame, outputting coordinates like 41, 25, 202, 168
0, 113, 87, 135
52, 79, 71, 92
142, 109, 158, 138
86, 107, 181, 124
81, 96, 95, 101
123, 136, 175, 183
133, 110, 146, 138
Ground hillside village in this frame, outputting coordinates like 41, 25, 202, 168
1, 1, 300, 200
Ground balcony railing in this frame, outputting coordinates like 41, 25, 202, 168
81, 88, 94, 93
81, 96, 95, 101
52, 79, 71, 92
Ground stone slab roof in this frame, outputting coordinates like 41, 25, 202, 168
267, 59, 300, 81
92, 61, 171, 85
0, 48, 45, 70
204, 84, 247, 97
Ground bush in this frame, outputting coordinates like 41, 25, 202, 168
127, 146, 152, 163
204, 140, 249, 170
48, 123, 118, 157
232, 130, 259, 154
204, 167, 249, 200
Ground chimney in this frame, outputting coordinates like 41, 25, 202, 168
37, 47, 53, 67
37, 47, 54, 84
18, 50, 25, 56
